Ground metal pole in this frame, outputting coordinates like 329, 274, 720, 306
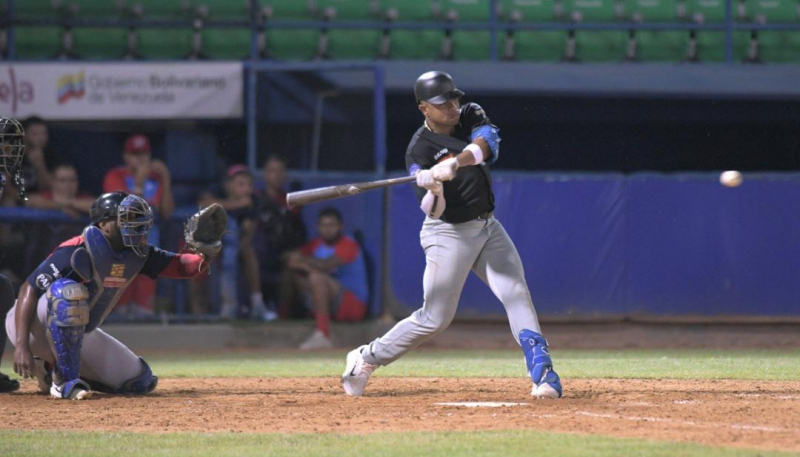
7, 0, 15, 60
489, 0, 498, 61
246, 65, 257, 171
724, 0, 733, 63
373, 64, 387, 176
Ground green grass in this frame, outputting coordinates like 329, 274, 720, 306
137, 349, 800, 381
0, 429, 793, 457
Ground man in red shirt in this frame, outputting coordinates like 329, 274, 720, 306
102, 134, 175, 317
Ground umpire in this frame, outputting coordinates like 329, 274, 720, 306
342, 71, 562, 399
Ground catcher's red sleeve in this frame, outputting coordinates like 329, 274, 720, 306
159, 253, 209, 279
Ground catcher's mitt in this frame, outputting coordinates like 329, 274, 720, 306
184, 203, 228, 260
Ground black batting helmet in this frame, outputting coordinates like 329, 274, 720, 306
91, 191, 128, 225
414, 71, 464, 104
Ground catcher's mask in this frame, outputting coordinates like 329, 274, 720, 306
118, 194, 154, 257
0, 118, 27, 200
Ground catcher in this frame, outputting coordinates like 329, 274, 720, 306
5, 191, 226, 399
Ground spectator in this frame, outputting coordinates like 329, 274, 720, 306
25, 164, 94, 274
20, 116, 63, 193
103, 134, 175, 318
282, 207, 369, 350
254, 155, 307, 314
197, 164, 277, 321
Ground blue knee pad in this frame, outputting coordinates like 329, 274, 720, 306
46, 279, 90, 384
89, 358, 158, 395
520, 329, 556, 384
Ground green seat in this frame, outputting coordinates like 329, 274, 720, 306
752, 0, 798, 22
758, 31, 800, 62
506, 31, 566, 61
634, 30, 688, 61
138, 28, 195, 59
317, 0, 378, 20
692, 31, 749, 61
195, 0, 251, 19
14, 26, 63, 59
72, 28, 129, 59
566, 0, 620, 21
266, 29, 321, 60
131, 0, 192, 18
441, 0, 491, 21
15, 0, 64, 18
386, 30, 443, 59
499, 0, 561, 21
574, 31, 628, 61
380, 0, 436, 20
202, 28, 253, 59
326, 30, 381, 59
262, 0, 316, 19
74, 0, 126, 18
451, 30, 492, 60
625, 0, 680, 21
686, 0, 725, 23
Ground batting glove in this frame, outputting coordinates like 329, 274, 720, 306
431, 157, 459, 182
416, 169, 437, 190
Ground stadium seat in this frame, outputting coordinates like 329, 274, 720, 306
129, 0, 192, 18
380, 0, 437, 20
505, 31, 566, 61
625, 0, 682, 22
265, 29, 321, 60
14, 26, 64, 59
450, 30, 493, 60
498, 0, 562, 21
441, 0, 492, 21
262, 0, 316, 20
686, 0, 726, 23
202, 28, 253, 59
15, 0, 65, 18
137, 28, 196, 59
74, 0, 126, 18
572, 30, 628, 61
751, 0, 799, 22
689, 31, 749, 61
757, 31, 800, 62
317, 0, 378, 20
566, 0, 622, 22
72, 28, 129, 59
385, 30, 444, 59
195, 0, 251, 20
633, 31, 689, 61
325, 30, 382, 59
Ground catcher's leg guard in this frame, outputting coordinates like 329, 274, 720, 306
520, 329, 562, 398
45, 279, 92, 399
86, 357, 158, 395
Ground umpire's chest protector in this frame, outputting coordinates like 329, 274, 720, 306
80, 226, 148, 332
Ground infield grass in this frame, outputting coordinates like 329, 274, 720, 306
0, 429, 794, 457
142, 349, 800, 381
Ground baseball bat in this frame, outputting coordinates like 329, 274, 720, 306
287, 175, 416, 208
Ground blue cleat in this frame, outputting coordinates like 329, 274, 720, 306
520, 329, 563, 399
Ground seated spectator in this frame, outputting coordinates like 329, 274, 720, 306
25, 164, 94, 274
282, 207, 369, 350
197, 164, 277, 321
254, 155, 307, 314
103, 134, 175, 318
21, 116, 63, 193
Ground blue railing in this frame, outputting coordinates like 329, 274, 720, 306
4, 0, 800, 63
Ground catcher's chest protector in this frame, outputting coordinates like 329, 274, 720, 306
82, 226, 148, 332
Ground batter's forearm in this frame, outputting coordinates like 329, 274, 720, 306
457, 137, 490, 168
14, 283, 38, 349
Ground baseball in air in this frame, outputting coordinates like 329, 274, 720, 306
719, 170, 743, 188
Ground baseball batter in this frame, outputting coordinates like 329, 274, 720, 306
5, 191, 223, 399
342, 71, 562, 399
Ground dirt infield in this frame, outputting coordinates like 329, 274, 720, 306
2, 377, 799, 453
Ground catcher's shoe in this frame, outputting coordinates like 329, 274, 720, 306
342, 345, 377, 397
0, 372, 19, 393
531, 368, 563, 399
50, 379, 93, 400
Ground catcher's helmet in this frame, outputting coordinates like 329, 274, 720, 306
414, 71, 464, 104
91, 192, 154, 257
0, 118, 25, 175
91, 192, 128, 225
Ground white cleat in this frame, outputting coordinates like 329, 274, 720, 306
531, 383, 561, 399
341, 345, 377, 397
299, 329, 334, 350
50, 379, 93, 400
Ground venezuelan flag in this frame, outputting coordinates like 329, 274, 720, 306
57, 71, 85, 104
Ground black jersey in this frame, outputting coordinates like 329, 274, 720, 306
405, 103, 497, 224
